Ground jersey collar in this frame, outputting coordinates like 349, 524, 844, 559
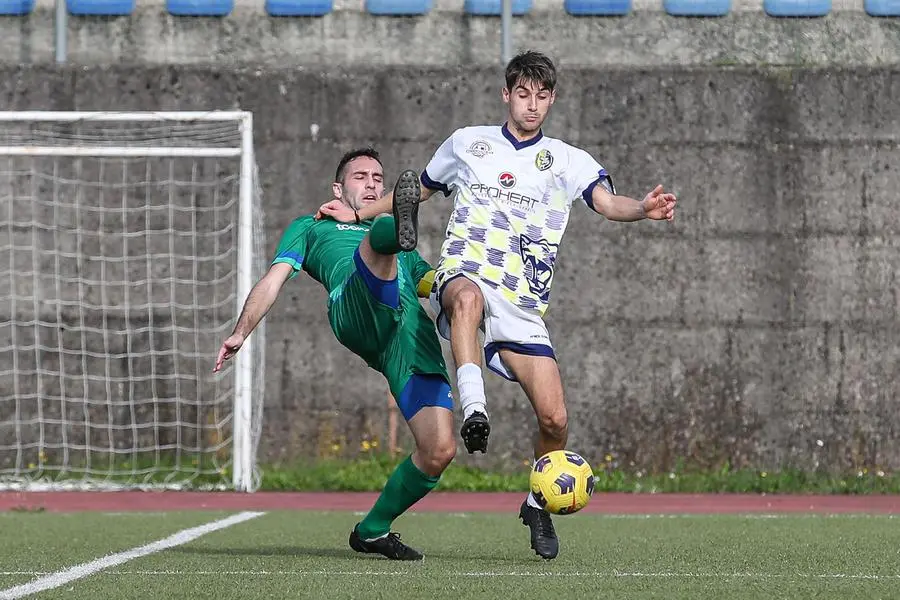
501, 122, 544, 151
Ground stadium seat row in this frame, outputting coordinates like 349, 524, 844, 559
1, 0, 898, 17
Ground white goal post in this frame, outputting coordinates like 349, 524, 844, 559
0, 111, 266, 492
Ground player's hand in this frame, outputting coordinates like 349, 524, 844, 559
213, 333, 244, 373
641, 185, 676, 221
316, 200, 356, 223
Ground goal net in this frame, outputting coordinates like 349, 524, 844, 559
0, 112, 266, 491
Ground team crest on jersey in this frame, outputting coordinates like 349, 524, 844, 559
535, 149, 553, 171
498, 172, 516, 188
519, 234, 558, 303
466, 140, 493, 158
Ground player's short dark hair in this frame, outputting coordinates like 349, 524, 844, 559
505, 51, 557, 93
335, 147, 382, 183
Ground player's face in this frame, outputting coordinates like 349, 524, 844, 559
338, 156, 384, 210
503, 78, 555, 137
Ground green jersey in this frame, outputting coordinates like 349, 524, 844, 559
273, 216, 434, 291
272, 215, 449, 397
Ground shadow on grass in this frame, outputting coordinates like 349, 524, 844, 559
171, 544, 530, 563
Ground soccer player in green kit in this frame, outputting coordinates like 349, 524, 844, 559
214, 148, 454, 561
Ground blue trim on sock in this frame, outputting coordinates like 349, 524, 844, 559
353, 248, 400, 308
397, 374, 453, 421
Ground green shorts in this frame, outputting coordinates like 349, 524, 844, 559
327, 248, 449, 400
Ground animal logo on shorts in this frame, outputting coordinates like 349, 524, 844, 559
519, 234, 558, 303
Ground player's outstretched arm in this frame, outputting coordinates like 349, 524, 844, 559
591, 184, 676, 223
213, 262, 293, 372
316, 181, 437, 223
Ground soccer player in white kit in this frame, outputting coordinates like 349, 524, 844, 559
319, 51, 676, 559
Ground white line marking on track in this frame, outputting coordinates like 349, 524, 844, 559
0, 511, 265, 599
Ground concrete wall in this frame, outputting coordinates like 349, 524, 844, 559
2, 4, 900, 68
2, 65, 900, 474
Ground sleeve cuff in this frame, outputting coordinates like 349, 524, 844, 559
581, 169, 615, 212
421, 170, 452, 197
272, 251, 303, 272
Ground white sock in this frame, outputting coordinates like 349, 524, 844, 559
526, 491, 544, 510
456, 363, 487, 420
526, 459, 544, 510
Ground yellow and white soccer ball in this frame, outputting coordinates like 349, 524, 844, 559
529, 450, 595, 515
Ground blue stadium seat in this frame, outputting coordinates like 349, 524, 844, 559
866, 0, 900, 15
67, 0, 134, 14
564, 0, 631, 15
266, 0, 332, 15
167, 0, 233, 15
463, 0, 532, 15
0, 0, 34, 15
367, 0, 432, 14
763, 0, 830, 16
663, 0, 730, 15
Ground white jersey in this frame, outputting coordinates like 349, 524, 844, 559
422, 124, 611, 316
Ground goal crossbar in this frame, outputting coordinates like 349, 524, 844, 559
0, 111, 251, 158
0, 148, 242, 157
0, 111, 251, 122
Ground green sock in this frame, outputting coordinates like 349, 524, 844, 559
357, 455, 440, 540
369, 215, 401, 255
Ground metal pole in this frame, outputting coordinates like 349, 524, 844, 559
55, 0, 67, 64
501, 0, 512, 65
233, 113, 255, 492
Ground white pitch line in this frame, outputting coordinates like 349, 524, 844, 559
0, 511, 265, 599
403, 513, 899, 520
599, 514, 899, 520
2, 570, 898, 580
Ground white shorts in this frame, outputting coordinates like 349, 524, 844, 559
429, 269, 556, 381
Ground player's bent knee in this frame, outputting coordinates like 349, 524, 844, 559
538, 408, 568, 442
420, 437, 456, 474
445, 280, 483, 320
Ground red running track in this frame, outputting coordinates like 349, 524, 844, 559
1, 492, 899, 514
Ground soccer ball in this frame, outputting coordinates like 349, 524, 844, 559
529, 450, 595, 515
